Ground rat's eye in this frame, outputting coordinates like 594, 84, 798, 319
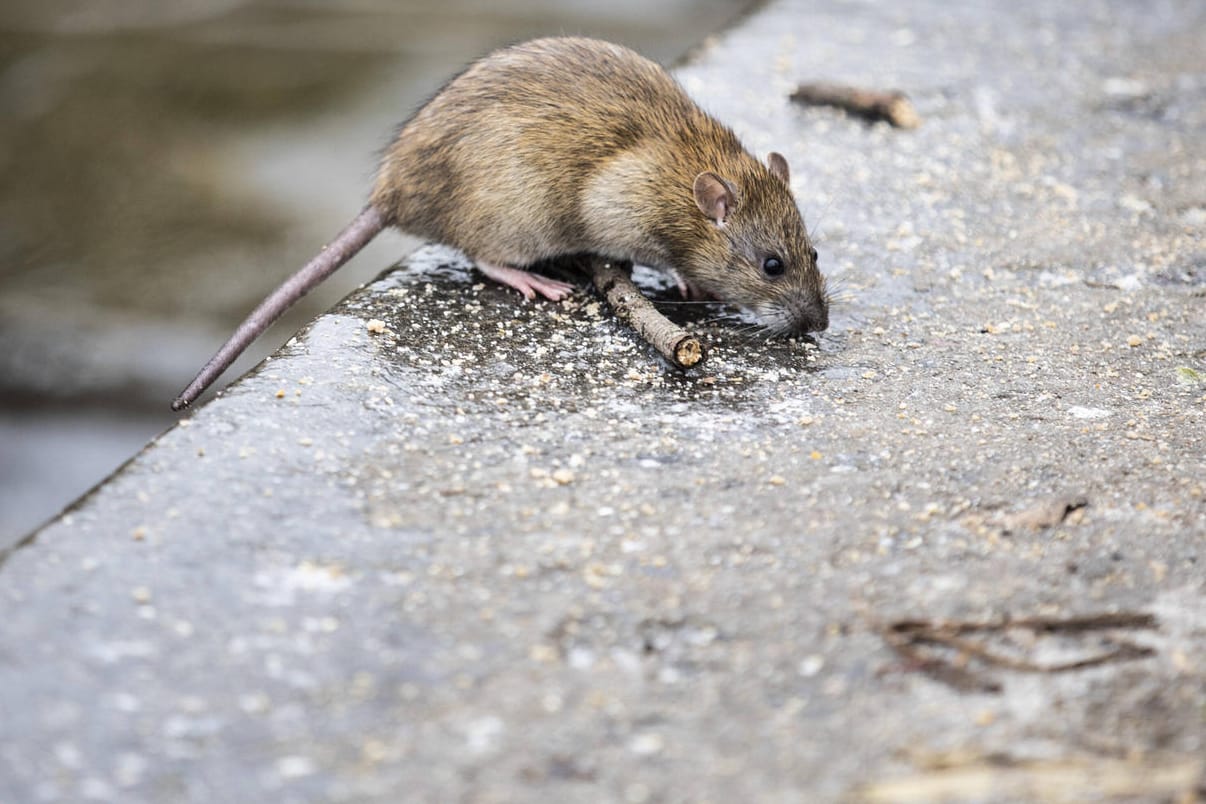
809, 247, 818, 263
762, 256, 785, 277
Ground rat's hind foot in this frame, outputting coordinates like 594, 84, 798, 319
476, 261, 576, 301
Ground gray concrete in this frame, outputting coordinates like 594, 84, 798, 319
2, 1, 1204, 801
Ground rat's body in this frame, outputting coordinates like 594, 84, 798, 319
172, 37, 828, 410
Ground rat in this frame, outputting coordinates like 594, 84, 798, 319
172, 36, 828, 411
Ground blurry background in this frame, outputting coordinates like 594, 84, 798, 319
0, 0, 753, 544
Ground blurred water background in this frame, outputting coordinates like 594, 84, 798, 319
0, 0, 752, 544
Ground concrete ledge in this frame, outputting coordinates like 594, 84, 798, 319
3, 1, 1204, 800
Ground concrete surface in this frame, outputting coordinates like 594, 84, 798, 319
2, 0, 1204, 801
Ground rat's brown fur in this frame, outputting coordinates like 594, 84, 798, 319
373, 37, 828, 335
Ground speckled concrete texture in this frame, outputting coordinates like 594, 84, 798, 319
1, 1, 1203, 801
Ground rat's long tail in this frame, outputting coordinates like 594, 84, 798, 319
171, 204, 388, 411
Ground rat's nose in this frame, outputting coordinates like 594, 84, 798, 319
792, 299, 829, 334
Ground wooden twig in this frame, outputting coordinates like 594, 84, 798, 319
998, 612, 1157, 634
590, 258, 707, 370
896, 627, 1154, 674
790, 82, 921, 129
880, 612, 1158, 692
881, 629, 1002, 693
888, 612, 1157, 637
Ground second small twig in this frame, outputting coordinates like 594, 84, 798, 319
790, 82, 921, 129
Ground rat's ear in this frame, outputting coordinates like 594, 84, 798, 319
767, 152, 790, 184
694, 171, 734, 224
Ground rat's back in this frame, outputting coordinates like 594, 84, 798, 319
370, 37, 740, 266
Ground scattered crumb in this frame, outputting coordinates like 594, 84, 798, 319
529, 644, 558, 663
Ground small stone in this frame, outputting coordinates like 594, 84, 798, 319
464, 716, 503, 754
276, 755, 316, 779
629, 732, 665, 755
366, 319, 387, 334
768, 475, 786, 486
551, 468, 575, 485
239, 693, 270, 714
1118, 194, 1153, 214
528, 644, 558, 663
1068, 406, 1110, 420
798, 655, 824, 677
1126, 334, 1143, 347
583, 562, 620, 588
1103, 76, 1148, 97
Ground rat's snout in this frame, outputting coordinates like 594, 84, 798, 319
754, 290, 828, 337
789, 295, 829, 335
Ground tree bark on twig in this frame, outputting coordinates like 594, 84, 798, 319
589, 258, 707, 370
790, 82, 921, 129
880, 612, 1157, 692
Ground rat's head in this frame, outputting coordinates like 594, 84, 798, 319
685, 152, 828, 337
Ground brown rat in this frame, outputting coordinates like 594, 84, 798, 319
172, 37, 828, 411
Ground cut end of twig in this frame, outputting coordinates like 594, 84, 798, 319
883, 96, 921, 129
673, 336, 706, 369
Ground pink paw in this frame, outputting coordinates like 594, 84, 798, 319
477, 262, 576, 302
674, 273, 716, 301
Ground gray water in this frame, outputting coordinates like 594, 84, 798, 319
0, 0, 751, 543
